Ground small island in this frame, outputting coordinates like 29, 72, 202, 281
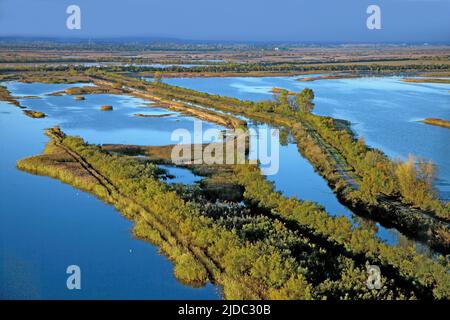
271, 87, 296, 95
75, 96, 85, 101
100, 105, 113, 111
402, 78, 450, 84
296, 74, 359, 82
421, 118, 450, 129
23, 110, 46, 118
133, 113, 172, 118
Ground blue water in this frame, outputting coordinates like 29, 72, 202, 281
6, 81, 95, 97
60, 63, 206, 68
8, 83, 223, 146
0, 83, 220, 299
164, 76, 450, 200
159, 165, 202, 185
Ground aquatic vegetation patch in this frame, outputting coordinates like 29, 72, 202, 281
23, 109, 46, 118
421, 118, 450, 129
100, 105, 113, 111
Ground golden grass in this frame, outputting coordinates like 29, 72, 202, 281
421, 118, 450, 129
23, 110, 46, 118
99, 105, 113, 111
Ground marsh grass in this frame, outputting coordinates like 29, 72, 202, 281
421, 118, 450, 129
23, 109, 46, 118
100, 105, 113, 111
16, 128, 450, 300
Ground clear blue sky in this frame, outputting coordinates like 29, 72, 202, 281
0, 0, 449, 42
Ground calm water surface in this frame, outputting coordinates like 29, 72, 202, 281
159, 165, 202, 185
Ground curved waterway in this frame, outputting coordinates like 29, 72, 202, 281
161, 76, 450, 252
0, 82, 220, 299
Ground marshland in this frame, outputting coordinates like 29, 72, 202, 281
1, 44, 449, 299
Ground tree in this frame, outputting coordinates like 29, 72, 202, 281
395, 155, 435, 206
154, 71, 162, 83
274, 89, 289, 105
269, 275, 312, 299
297, 88, 315, 114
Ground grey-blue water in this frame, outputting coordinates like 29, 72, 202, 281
0, 82, 220, 299
164, 76, 450, 200
159, 165, 202, 185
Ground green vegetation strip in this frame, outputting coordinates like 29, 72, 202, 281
87, 71, 449, 250
16, 128, 450, 299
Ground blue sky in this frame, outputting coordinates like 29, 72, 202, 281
0, 0, 449, 42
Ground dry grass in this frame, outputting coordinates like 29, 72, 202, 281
99, 105, 113, 111
23, 110, 46, 118
421, 118, 450, 129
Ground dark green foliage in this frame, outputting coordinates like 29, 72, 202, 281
297, 88, 315, 114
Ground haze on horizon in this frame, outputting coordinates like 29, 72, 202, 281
0, 0, 449, 43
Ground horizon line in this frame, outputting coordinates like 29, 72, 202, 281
1, 36, 449, 46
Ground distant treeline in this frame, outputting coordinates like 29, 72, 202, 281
1, 61, 450, 75
5, 38, 449, 52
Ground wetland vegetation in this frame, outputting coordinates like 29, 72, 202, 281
23, 109, 46, 118
82, 71, 450, 248
48, 69, 444, 252
16, 127, 450, 299
2, 47, 449, 299
99, 105, 113, 111
420, 118, 450, 129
